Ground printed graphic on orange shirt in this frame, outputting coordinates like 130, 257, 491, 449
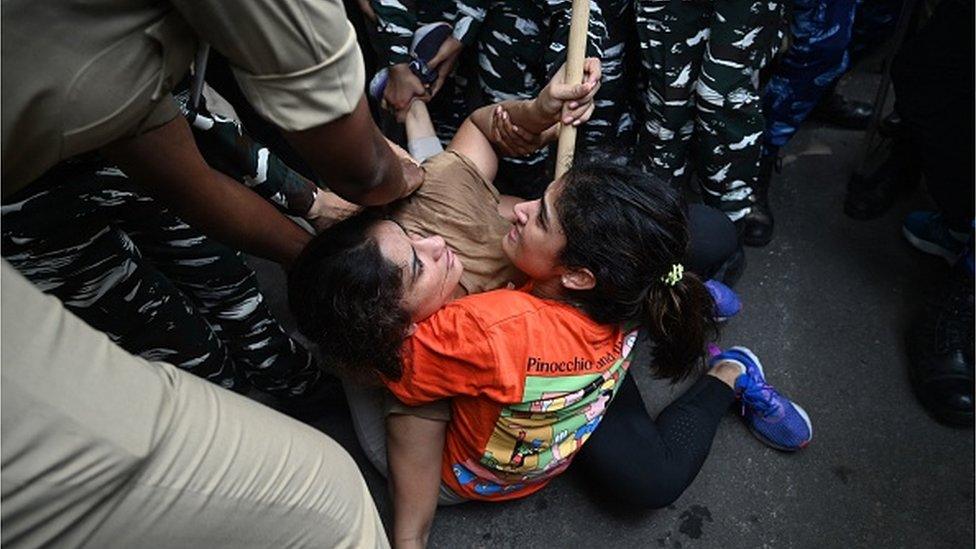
450, 330, 638, 498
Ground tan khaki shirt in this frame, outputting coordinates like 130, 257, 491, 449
1, 0, 365, 197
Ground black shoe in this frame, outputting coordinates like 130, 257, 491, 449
844, 136, 920, 220
811, 92, 874, 130
276, 371, 347, 422
736, 154, 777, 247
907, 264, 975, 427
877, 111, 903, 138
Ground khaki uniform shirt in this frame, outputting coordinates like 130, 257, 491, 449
1, 0, 365, 197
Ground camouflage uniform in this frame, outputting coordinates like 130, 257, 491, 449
474, 1, 550, 196
547, 0, 637, 154
368, 0, 487, 141
0, 160, 321, 402
636, 0, 785, 221
0, 90, 333, 403
478, 0, 637, 197
762, 0, 901, 151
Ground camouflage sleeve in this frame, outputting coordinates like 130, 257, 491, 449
543, 0, 607, 77
370, 0, 417, 66
452, 0, 489, 47
176, 91, 318, 218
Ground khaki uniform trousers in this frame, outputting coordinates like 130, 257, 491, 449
1, 262, 388, 548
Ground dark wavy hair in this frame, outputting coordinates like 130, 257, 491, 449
287, 213, 410, 384
555, 158, 717, 381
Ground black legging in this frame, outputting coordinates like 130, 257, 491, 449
573, 202, 739, 509
575, 374, 735, 508
686, 202, 741, 282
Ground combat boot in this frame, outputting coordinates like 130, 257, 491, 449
737, 153, 777, 247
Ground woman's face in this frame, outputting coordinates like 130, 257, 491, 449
372, 220, 464, 322
502, 178, 568, 281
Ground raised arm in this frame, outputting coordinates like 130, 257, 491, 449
445, 58, 603, 182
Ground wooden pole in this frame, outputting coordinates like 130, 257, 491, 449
554, 0, 591, 181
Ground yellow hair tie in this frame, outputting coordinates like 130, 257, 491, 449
661, 263, 684, 287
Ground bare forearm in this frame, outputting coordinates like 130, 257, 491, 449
284, 96, 414, 206
159, 169, 311, 265
103, 116, 311, 266
404, 100, 436, 142
387, 414, 445, 549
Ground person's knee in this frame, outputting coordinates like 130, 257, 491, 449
635, 485, 685, 510
687, 203, 738, 277
581, 456, 690, 510
604, 473, 688, 510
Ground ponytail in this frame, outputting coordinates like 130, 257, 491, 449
555, 158, 719, 382
643, 271, 717, 381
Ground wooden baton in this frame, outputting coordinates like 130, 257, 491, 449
554, 0, 591, 180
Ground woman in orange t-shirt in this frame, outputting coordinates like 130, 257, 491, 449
288, 67, 810, 547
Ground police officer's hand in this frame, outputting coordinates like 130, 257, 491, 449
385, 63, 428, 114
384, 137, 425, 198
538, 58, 602, 127
427, 36, 463, 97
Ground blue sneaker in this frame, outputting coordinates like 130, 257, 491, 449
903, 211, 968, 263
711, 346, 813, 452
368, 22, 453, 102
705, 279, 741, 322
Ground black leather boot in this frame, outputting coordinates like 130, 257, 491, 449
907, 263, 975, 427
811, 91, 874, 130
736, 154, 777, 247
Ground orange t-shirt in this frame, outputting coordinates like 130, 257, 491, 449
384, 289, 638, 501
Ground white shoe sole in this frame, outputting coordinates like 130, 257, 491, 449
902, 226, 961, 264
730, 346, 814, 451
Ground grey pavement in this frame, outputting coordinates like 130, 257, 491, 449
248, 72, 974, 548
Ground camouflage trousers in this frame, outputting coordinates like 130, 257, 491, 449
636, 0, 785, 221
762, 0, 858, 150
763, 0, 901, 151
477, 0, 636, 198
0, 160, 321, 403
476, 1, 550, 197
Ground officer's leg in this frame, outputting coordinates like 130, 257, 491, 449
587, 0, 638, 156
113, 192, 325, 405
477, 1, 550, 198
1, 264, 387, 548
1, 166, 245, 391
695, 0, 785, 223
634, 0, 710, 184
762, 0, 857, 153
